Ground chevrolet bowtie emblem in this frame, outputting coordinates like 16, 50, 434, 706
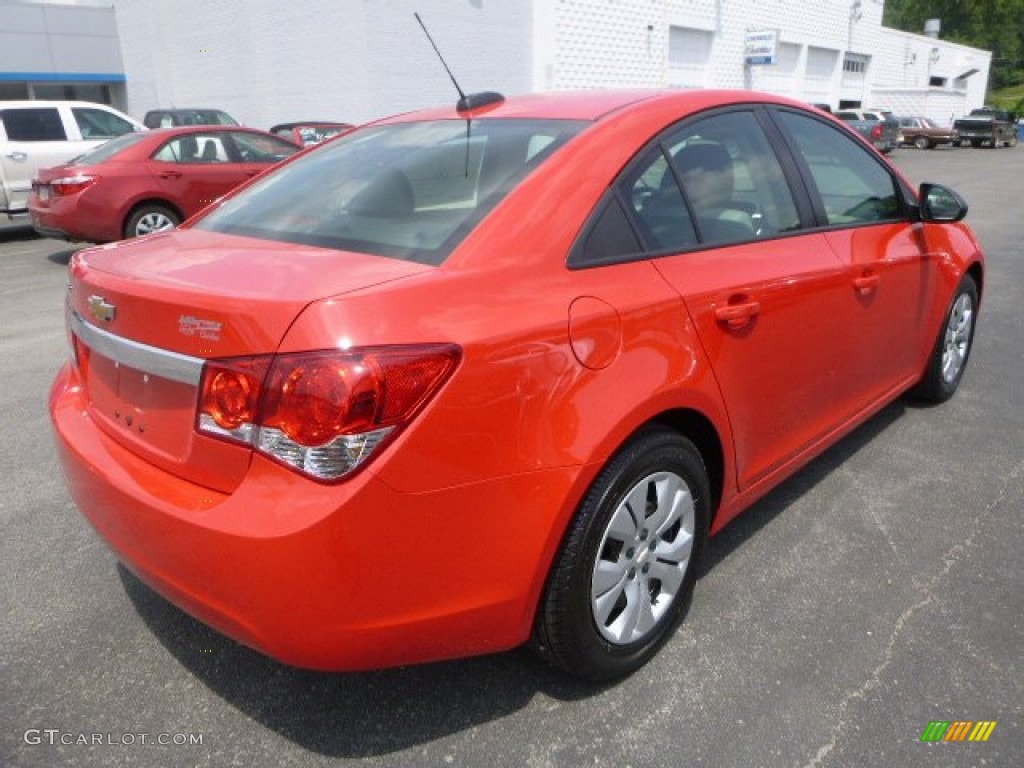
88, 295, 116, 323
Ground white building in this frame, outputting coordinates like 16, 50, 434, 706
1, 0, 992, 128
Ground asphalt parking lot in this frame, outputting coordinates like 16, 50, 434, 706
2, 146, 1021, 768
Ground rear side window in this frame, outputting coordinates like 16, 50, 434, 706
663, 111, 802, 245
1, 108, 66, 141
74, 131, 148, 165
71, 107, 135, 140
775, 111, 900, 225
195, 118, 586, 265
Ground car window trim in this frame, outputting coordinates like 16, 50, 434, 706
567, 103, 818, 271
752, 106, 820, 229
763, 106, 911, 230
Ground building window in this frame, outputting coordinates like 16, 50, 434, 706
843, 55, 869, 74
668, 27, 713, 89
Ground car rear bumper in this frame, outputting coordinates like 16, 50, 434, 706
50, 362, 576, 670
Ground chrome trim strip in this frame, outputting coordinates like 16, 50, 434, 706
69, 310, 205, 386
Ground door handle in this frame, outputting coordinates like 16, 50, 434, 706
6, 152, 28, 162
245, 170, 261, 177
854, 271, 880, 295
714, 297, 761, 330
158, 170, 182, 179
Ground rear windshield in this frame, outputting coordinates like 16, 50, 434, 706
193, 118, 586, 265
73, 131, 148, 165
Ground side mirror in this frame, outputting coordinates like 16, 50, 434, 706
918, 183, 968, 223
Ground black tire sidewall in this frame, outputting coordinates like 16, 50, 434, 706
538, 428, 710, 680
125, 205, 179, 239
914, 274, 979, 402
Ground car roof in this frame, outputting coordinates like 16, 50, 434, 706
377, 89, 810, 124
146, 108, 230, 113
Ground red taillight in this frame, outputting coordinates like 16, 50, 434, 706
49, 175, 98, 197
200, 358, 271, 430
870, 124, 883, 140
261, 352, 381, 445
197, 345, 460, 481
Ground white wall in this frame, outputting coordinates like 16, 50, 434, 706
109, 0, 992, 128
114, 0, 534, 128
537, 0, 990, 115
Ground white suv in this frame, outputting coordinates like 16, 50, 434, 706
1, 101, 145, 217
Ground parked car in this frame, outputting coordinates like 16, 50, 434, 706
270, 121, 353, 146
898, 116, 958, 149
50, 89, 984, 681
1, 100, 145, 217
143, 108, 239, 129
29, 125, 299, 242
835, 108, 901, 153
952, 107, 1018, 148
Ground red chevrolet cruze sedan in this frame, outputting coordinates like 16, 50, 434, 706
50, 90, 983, 680
29, 125, 299, 243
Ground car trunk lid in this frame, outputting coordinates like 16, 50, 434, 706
67, 229, 432, 492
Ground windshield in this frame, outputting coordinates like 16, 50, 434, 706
194, 118, 586, 265
73, 131, 149, 165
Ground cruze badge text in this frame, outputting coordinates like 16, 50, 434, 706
179, 315, 223, 341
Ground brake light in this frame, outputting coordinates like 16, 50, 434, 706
50, 175, 98, 196
197, 345, 460, 481
870, 124, 883, 140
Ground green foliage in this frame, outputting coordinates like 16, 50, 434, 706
883, 0, 1024, 92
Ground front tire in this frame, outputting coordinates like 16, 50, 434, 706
914, 136, 930, 150
532, 427, 710, 680
910, 274, 978, 403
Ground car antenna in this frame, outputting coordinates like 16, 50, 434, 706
413, 12, 504, 113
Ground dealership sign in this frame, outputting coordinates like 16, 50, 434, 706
744, 28, 779, 66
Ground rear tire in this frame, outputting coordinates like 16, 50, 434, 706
910, 274, 978, 403
124, 204, 180, 239
914, 136, 930, 150
532, 427, 710, 680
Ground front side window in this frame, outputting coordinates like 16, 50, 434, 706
228, 132, 301, 163
776, 111, 900, 225
195, 119, 586, 265
1, 108, 66, 141
71, 107, 135, 140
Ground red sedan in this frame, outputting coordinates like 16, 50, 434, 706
29, 125, 299, 243
50, 90, 984, 680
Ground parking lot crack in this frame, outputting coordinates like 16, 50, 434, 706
798, 458, 1022, 768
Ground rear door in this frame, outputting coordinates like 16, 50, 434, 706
149, 131, 255, 218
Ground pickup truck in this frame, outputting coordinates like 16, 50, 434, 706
835, 109, 900, 154
952, 107, 1018, 148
